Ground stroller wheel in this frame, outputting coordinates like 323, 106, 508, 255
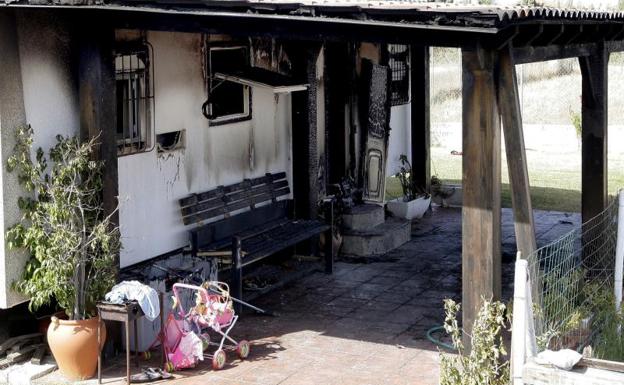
212, 349, 226, 370
165, 361, 175, 373
236, 340, 250, 359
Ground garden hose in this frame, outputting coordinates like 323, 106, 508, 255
426, 325, 455, 350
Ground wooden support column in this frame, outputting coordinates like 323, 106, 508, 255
496, 47, 537, 258
410, 45, 431, 192
78, 25, 118, 254
461, 46, 502, 341
579, 46, 608, 225
292, 43, 323, 219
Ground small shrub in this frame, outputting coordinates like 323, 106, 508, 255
440, 298, 510, 385
7, 126, 120, 320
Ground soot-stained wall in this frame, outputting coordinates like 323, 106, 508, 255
117, 31, 294, 267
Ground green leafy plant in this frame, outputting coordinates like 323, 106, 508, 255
569, 108, 582, 141
582, 281, 624, 361
6, 126, 120, 320
394, 154, 429, 202
440, 298, 510, 385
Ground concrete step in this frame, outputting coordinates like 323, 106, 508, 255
341, 203, 385, 231
340, 217, 411, 258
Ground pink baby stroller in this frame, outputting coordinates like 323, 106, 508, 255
169, 282, 250, 370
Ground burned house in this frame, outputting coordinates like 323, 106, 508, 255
0, 1, 623, 334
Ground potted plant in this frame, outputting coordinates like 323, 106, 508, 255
431, 175, 459, 208
386, 155, 431, 219
6, 126, 120, 380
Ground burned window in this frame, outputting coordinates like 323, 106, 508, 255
115, 43, 154, 156
387, 44, 410, 106
206, 46, 251, 125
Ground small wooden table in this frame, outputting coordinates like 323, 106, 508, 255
96, 301, 144, 385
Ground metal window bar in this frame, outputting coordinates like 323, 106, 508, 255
388, 44, 410, 106
115, 43, 155, 156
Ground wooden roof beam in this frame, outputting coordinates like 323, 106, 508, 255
512, 43, 596, 64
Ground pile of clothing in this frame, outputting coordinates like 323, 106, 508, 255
105, 280, 160, 321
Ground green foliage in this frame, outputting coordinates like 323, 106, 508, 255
6, 126, 120, 320
542, 267, 586, 329
535, 266, 624, 360
394, 154, 428, 202
569, 109, 582, 140
582, 282, 624, 361
440, 298, 510, 385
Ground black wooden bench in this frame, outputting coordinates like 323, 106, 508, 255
178, 172, 333, 312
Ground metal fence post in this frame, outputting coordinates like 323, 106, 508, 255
615, 189, 624, 311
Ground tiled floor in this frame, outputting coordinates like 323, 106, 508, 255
36, 207, 580, 385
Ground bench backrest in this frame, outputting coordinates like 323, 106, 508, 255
179, 170, 290, 222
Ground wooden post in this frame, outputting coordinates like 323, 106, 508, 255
292, 44, 322, 220
411, 45, 431, 192
579, 46, 608, 226
461, 46, 502, 343
78, 24, 118, 235
495, 47, 537, 258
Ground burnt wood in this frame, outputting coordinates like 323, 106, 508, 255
78, 22, 119, 274
513, 43, 596, 64
410, 44, 431, 193
179, 172, 333, 309
579, 46, 608, 226
580, 45, 609, 270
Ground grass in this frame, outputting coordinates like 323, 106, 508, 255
386, 145, 624, 213
389, 51, 624, 213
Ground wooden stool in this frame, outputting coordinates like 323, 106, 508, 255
96, 301, 144, 385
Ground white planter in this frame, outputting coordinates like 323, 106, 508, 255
432, 184, 462, 208
387, 196, 431, 220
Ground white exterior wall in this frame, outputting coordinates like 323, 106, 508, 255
387, 104, 411, 176
118, 31, 294, 267
0, 10, 80, 308
17, 12, 80, 147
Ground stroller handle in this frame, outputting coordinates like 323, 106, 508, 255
172, 283, 209, 317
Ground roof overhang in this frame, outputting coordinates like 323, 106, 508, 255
3, 2, 624, 61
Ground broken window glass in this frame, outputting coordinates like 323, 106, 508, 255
207, 46, 252, 125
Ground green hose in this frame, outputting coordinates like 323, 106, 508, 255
426, 325, 455, 350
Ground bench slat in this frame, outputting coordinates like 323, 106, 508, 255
190, 200, 290, 247
182, 187, 290, 226
180, 179, 289, 218
195, 219, 329, 267
241, 220, 329, 266
179, 172, 286, 208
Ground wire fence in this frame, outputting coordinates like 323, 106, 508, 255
525, 196, 624, 360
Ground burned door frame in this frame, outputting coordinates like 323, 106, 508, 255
325, 42, 352, 185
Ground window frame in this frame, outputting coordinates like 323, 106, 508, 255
387, 44, 411, 107
114, 41, 155, 156
207, 45, 253, 126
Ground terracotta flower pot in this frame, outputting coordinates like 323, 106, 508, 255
47, 316, 106, 380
